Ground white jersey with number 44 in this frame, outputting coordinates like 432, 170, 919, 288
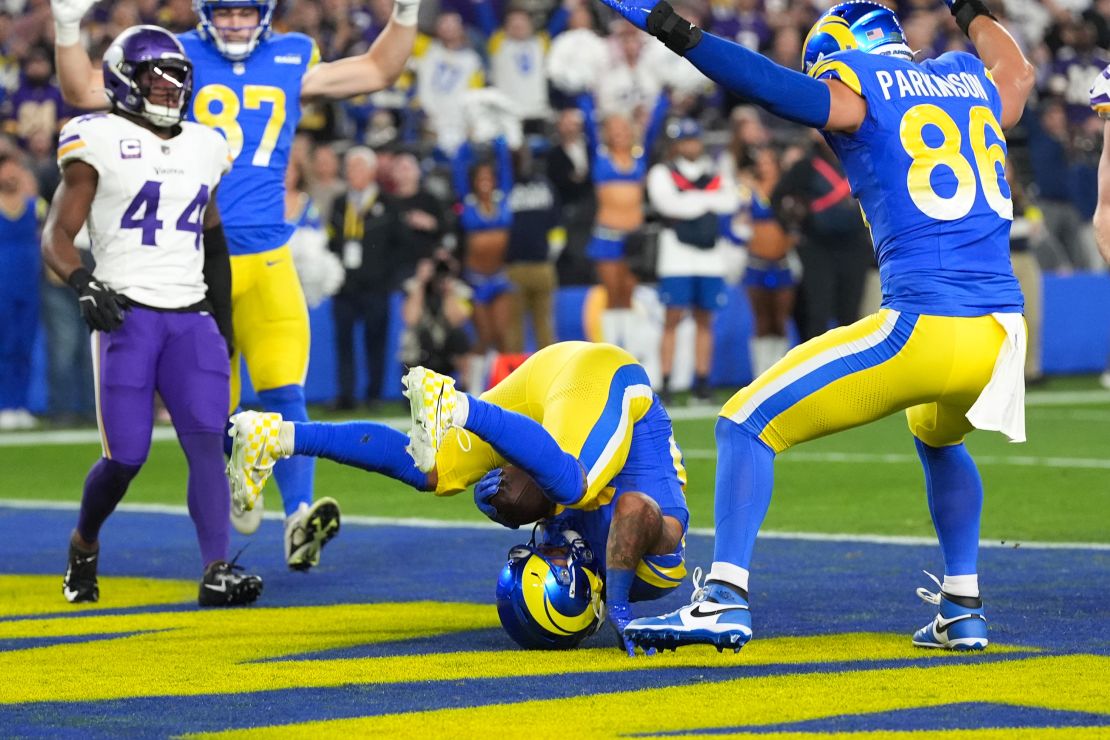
57, 112, 232, 309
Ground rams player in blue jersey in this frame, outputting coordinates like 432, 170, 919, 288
51, 0, 419, 569
593, 0, 1035, 654
227, 342, 689, 654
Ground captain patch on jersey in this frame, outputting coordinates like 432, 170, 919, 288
57, 113, 232, 309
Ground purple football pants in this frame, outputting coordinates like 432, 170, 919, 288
79, 307, 231, 567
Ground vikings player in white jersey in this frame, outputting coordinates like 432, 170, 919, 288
42, 26, 262, 607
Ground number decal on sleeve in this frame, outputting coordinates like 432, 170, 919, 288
120, 182, 210, 249
898, 104, 1012, 221
192, 83, 286, 167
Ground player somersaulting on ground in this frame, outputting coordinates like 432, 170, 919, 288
42, 26, 262, 607
227, 342, 689, 653
593, 0, 1035, 653
51, 0, 420, 571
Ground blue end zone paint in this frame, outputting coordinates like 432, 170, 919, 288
2, 506, 1109, 736
638, 703, 1110, 735
2, 507, 1107, 654
0, 654, 1045, 738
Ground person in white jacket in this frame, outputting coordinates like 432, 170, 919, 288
647, 119, 739, 403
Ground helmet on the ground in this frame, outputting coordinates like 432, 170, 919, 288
103, 26, 193, 128
495, 526, 604, 649
194, 0, 276, 60
802, 1, 912, 73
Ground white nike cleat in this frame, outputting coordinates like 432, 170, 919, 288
623, 568, 752, 653
226, 411, 287, 524
401, 366, 458, 473
284, 497, 342, 571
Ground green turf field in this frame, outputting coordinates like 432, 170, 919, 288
4, 380, 1109, 543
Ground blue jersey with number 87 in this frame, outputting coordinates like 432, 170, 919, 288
810, 49, 1022, 316
179, 30, 319, 256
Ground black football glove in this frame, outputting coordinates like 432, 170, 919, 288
67, 268, 128, 332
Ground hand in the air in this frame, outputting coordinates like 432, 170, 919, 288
596, 0, 656, 32
68, 269, 128, 332
473, 468, 518, 529
51, 0, 96, 27
1091, 65, 1110, 120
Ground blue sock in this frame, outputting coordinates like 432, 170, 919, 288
712, 417, 776, 570
258, 385, 314, 516
914, 438, 983, 576
294, 421, 429, 491
462, 396, 585, 505
606, 568, 635, 610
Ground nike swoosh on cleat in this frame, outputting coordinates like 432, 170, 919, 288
934, 614, 976, 632
204, 581, 228, 592
63, 588, 81, 601
689, 604, 749, 619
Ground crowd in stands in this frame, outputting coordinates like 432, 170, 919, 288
0, 0, 1106, 425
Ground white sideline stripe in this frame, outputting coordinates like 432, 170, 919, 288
3, 498, 1108, 551
681, 448, 1110, 470
4, 389, 1110, 447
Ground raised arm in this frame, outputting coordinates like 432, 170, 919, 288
451, 140, 475, 200
642, 91, 670, 150
593, 0, 865, 133
493, 136, 513, 194
51, 0, 109, 110
953, 0, 1034, 129
1093, 68, 1110, 264
576, 92, 601, 156
301, 0, 419, 100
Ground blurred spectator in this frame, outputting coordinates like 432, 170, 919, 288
1043, 18, 1108, 118
286, 160, 344, 309
452, 135, 514, 390
0, 153, 42, 429
414, 13, 485, 154
40, 225, 94, 425
506, 145, 560, 352
709, 0, 773, 51
308, 143, 346, 225
596, 21, 658, 117
2, 46, 65, 145
400, 250, 472, 378
579, 88, 668, 358
547, 107, 595, 284
1006, 163, 1045, 384
648, 119, 739, 404
742, 147, 796, 378
488, 8, 551, 133
1025, 100, 1100, 270
328, 147, 395, 410
25, 129, 59, 200
773, 133, 872, 341
390, 151, 448, 267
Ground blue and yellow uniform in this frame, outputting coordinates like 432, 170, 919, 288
178, 30, 319, 405
722, 49, 1022, 453
435, 342, 689, 595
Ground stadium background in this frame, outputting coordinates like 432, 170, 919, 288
1, 0, 1109, 735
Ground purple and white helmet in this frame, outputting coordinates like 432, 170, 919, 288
102, 26, 193, 129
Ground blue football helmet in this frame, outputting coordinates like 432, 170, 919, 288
103, 26, 193, 129
802, 1, 912, 73
496, 526, 604, 650
194, 0, 276, 61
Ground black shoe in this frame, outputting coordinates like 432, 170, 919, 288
198, 560, 263, 607
63, 540, 100, 603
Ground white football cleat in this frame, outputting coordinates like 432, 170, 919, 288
230, 491, 264, 536
226, 411, 286, 520
401, 366, 458, 473
284, 497, 342, 571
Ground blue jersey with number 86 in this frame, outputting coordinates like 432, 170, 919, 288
810, 49, 1022, 316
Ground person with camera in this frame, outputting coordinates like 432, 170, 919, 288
647, 119, 739, 404
399, 250, 472, 381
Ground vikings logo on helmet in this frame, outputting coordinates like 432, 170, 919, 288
496, 527, 604, 650
1090, 65, 1110, 120
102, 26, 194, 128
802, 1, 912, 73
194, 0, 277, 61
